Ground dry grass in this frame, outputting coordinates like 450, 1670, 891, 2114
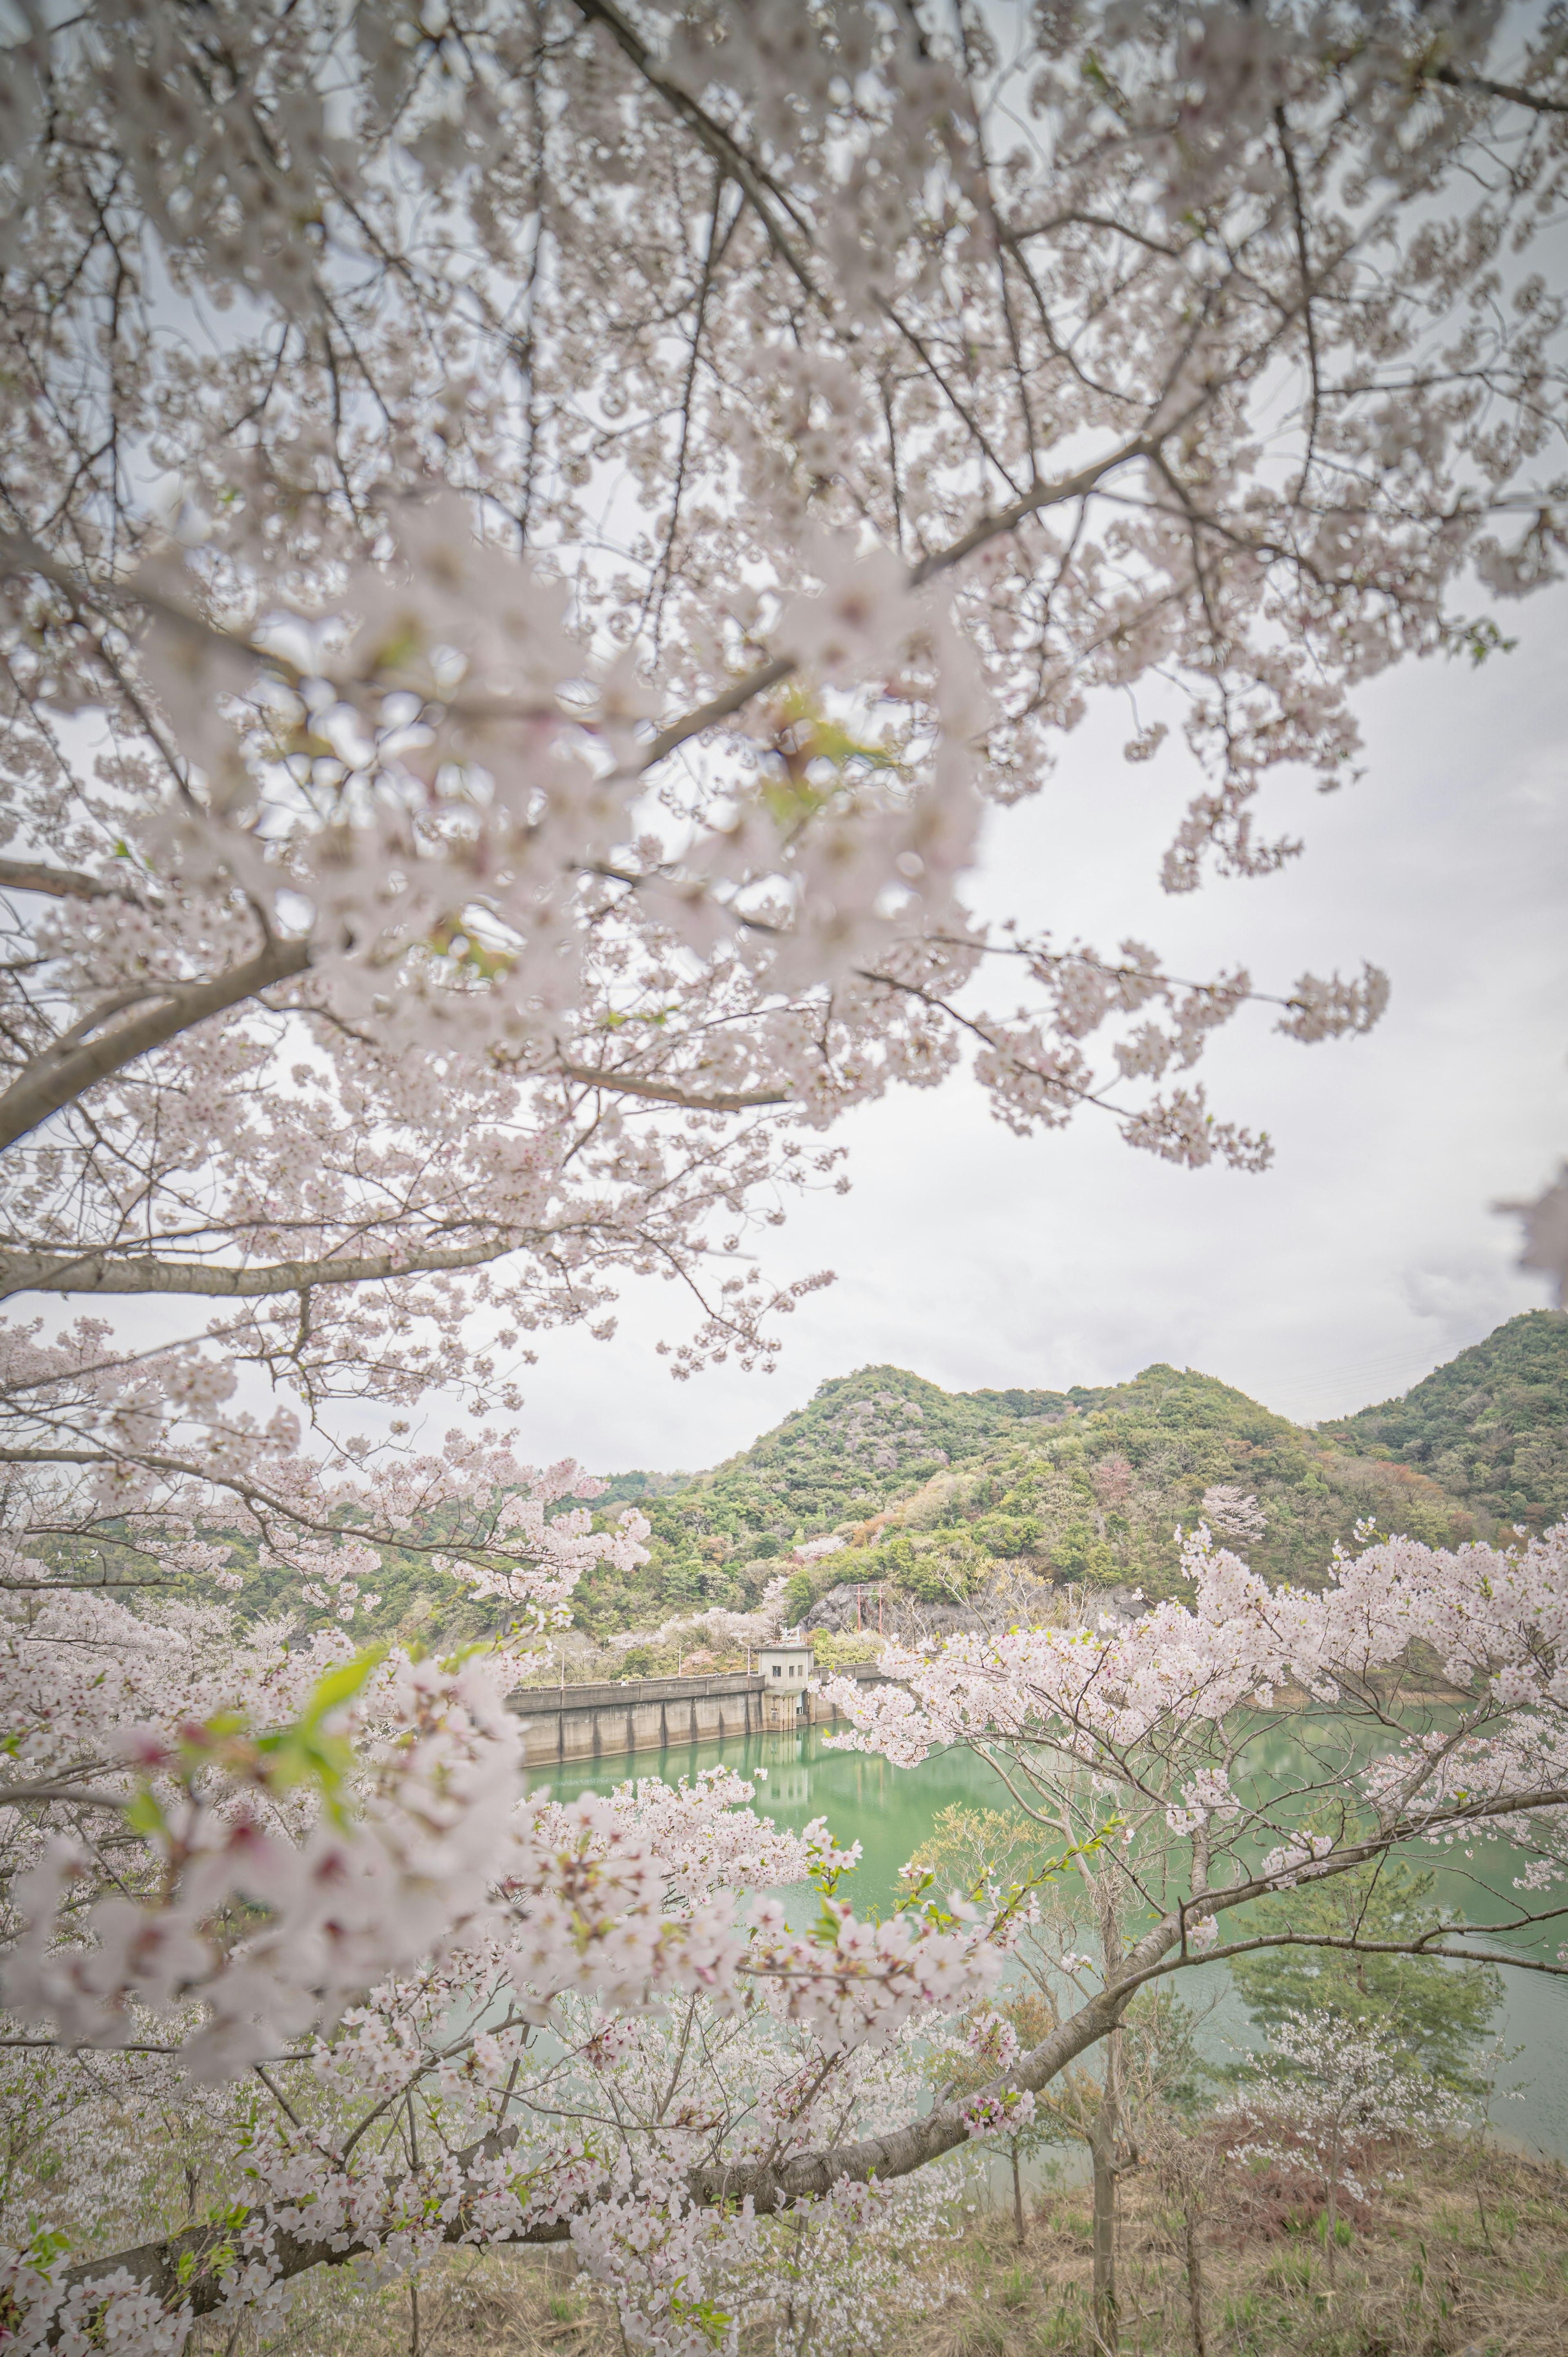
235, 2145, 1568, 2357
909, 2145, 1568, 2357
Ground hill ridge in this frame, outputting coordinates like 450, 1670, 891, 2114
1320, 1307, 1567, 1528
572, 1317, 1563, 1640
213, 1316, 1567, 1646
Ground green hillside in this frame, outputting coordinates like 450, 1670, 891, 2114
572, 1368, 1072, 1632
194, 1316, 1564, 1648
588, 1356, 1488, 1641
1318, 1310, 1568, 1529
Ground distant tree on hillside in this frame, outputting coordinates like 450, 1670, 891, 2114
1228, 1858, 1503, 2096
1323, 1312, 1568, 1530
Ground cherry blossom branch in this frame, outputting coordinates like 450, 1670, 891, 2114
905, 439, 1161, 586
1142, 1923, 1568, 1985
1430, 64, 1568, 113
0, 1441, 607, 1572
42, 2118, 574, 2340
0, 1236, 550, 1301
0, 935, 310, 1153
572, 0, 825, 307
0, 860, 125, 903
554, 1060, 789, 1112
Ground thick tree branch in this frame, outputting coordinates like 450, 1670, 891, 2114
637, 437, 1160, 767
49, 2120, 571, 2336
0, 524, 270, 671
0, 858, 125, 903
1430, 63, 1568, 115
906, 437, 1160, 584
636, 655, 797, 770
555, 1060, 790, 1112
0, 936, 310, 1153
0, 1234, 528, 1301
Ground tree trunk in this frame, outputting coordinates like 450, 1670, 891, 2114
1324, 2124, 1341, 2290
1011, 2139, 1026, 2247
1090, 2129, 1119, 2348
1183, 2213, 1206, 2357
1089, 1936, 1126, 2353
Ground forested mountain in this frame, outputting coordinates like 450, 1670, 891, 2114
1319, 1310, 1568, 1529
586, 1353, 1499, 1642
208, 1317, 1565, 1646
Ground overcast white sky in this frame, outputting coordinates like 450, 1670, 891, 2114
498, 579, 1568, 1476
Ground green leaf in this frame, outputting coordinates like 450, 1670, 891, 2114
247, 1649, 387, 1822
667, 2278, 733, 2346
297, 1648, 388, 1736
125, 1788, 169, 1839
437, 1638, 498, 1673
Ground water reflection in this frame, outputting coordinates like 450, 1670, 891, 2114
543, 1722, 1568, 2159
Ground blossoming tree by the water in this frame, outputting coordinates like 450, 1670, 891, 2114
822, 1513, 1568, 2331
1222, 2012, 1471, 2286
4, 2, 1568, 2351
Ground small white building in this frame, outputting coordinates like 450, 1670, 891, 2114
758, 1637, 815, 1722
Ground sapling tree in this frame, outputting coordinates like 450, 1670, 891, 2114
1220, 2012, 1469, 2287
1142, 2105, 1230, 2357
824, 1513, 1568, 2332
911, 1800, 1205, 2323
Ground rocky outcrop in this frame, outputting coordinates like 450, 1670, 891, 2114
802, 1564, 1149, 1647
804, 1563, 1047, 1645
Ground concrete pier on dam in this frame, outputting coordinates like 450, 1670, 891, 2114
507, 1664, 895, 1769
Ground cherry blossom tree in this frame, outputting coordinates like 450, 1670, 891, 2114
909, 1795, 1197, 2322
4, 4, 1568, 2351
0, 1602, 1006, 2353
822, 1515, 1568, 2332
8, 1515, 1568, 2350
1198, 1486, 1268, 1548
1220, 2011, 1469, 2286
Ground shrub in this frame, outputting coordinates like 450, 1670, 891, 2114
973, 1513, 1043, 1557
883, 1529, 988, 1602
1051, 1523, 1118, 1583
810, 1629, 884, 1671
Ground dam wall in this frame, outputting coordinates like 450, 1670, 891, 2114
508, 1664, 893, 1768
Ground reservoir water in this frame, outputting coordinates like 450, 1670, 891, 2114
543, 1719, 1568, 2161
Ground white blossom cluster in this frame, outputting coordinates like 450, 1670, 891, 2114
825, 1515, 1568, 1974
1220, 2011, 1470, 2207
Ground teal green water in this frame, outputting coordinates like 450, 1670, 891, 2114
541, 1722, 1568, 2161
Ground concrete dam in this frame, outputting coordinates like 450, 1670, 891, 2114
508, 1662, 893, 1769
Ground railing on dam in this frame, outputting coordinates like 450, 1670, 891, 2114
507, 1663, 895, 1767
